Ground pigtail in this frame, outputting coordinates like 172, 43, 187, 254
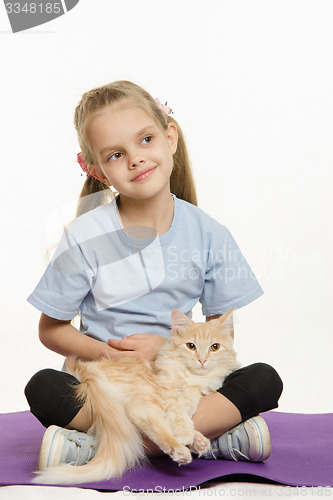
168, 116, 197, 206
76, 177, 114, 218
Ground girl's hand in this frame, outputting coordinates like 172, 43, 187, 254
106, 334, 167, 361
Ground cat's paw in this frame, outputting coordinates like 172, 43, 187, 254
189, 430, 211, 456
173, 427, 195, 446
170, 444, 192, 465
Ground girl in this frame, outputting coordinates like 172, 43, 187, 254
25, 80, 283, 469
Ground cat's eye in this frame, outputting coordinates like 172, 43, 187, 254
210, 343, 220, 352
186, 343, 196, 351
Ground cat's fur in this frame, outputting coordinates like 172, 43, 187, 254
35, 308, 240, 485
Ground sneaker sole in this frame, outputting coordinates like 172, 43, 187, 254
37, 425, 66, 470
245, 415, 272, 462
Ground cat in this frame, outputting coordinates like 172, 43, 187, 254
34, 308, 240, 485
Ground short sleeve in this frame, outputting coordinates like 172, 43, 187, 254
199, 228, 263, 316
27, 228, 94, 320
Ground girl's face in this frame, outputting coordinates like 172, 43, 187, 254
86, 103, 178, 201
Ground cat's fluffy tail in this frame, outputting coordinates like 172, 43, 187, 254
33, 358, 145, 485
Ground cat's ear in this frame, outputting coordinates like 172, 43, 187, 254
171, 309, 192, 334
217, 307, 234, 336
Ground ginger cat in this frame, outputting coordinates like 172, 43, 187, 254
35, 308, 240, 484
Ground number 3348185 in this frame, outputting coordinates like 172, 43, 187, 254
5, 3, 62, 14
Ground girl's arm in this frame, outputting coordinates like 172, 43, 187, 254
38, 313, 121, 361
206, 315, 222, 321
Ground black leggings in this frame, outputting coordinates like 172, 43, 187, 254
25, 363, 283, 429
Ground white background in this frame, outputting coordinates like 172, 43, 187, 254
0, 0, 332, 416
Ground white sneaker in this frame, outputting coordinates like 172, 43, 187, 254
203, 415, 271, 462
37, 425, 96, 470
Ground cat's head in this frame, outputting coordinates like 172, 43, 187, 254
168, 308, 239, 375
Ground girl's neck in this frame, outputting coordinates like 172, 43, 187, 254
117, 190, 174, 236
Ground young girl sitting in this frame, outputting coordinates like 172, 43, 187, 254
25, 80, 283, 469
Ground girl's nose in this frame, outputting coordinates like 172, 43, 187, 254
131, 159, 144, 168
129, 151, 145, 168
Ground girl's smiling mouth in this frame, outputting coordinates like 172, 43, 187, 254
131, 167, 157, 182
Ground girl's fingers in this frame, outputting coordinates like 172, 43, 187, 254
107, 337, 137, 351
126, 334, 149, 340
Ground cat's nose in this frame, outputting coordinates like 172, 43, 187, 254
198, 359, 206, 367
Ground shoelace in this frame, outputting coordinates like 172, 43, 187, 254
66, 432, 96, 465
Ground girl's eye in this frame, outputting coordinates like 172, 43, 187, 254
186, 343, 196, 351
109, 152, 123, 161
210, 343, 220, 352
141, 136, 152, 145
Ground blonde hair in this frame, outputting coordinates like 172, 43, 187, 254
74, 80, 197, 217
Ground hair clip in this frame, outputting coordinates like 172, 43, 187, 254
155, 98, 173, 116
77, 152, 93, 178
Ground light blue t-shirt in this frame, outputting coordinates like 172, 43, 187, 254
27, 195, 263, 341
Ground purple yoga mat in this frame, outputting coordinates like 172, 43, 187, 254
0, 411, 332, 490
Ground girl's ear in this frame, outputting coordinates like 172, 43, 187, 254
88, 165, 111, 186
167, 122, 178, 155
171, 309, 192, 334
